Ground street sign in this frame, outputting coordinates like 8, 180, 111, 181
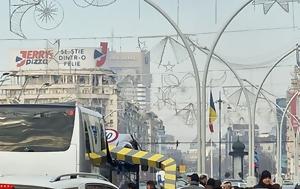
105, 128, 119, 143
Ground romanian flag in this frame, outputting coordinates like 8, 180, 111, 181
208, 91, 217, 132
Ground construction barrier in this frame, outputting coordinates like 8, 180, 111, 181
89, 145, 177, 189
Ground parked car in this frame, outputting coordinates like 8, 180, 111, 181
0, 173, 119, 189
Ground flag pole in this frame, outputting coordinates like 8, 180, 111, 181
218, 91, 223, 180
209, 89, 217, 177
210, 135, 214, 178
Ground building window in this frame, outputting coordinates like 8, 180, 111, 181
67, 76, 73, 84
53, 75, 62, 84
92, 75, 99, 86
79, 76, 86, 84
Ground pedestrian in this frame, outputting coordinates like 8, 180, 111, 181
254, 170, 274, 189
199, 174, 208, 187
221, 181, 232, 189
214, 180, 222, 189
187, 173, 193, 184
127, 182, 136, 189
206, 178, 215, 189
146, 180, 156, 189
180, 173, 205, 189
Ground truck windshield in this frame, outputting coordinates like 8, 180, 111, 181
0, 106, 75, 152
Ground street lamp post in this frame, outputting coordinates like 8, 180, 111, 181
34, 82, 51, 104
276, 91, 299, 184
16, 75, 39, 103
252, 47, 297, 184
201, 1, 254, 181
198, 1, 300, 185
144, 0, 203, 173
103, 109, 122, 120
0, 72, 17, 87
244, 78, 300, 183
190, 41, 254, 178
0, 73, 10, 87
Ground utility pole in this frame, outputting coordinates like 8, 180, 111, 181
217, 91, 223, 180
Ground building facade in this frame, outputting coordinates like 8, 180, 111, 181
286, 66, 300, 180
0, 45, 165, 153
103, 51, 151, 111
0, 69, 119, 129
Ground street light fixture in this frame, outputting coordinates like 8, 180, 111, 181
1, 72, 10, 77
34, 82, 52, 104
201, 1, 255, 184
103, 109, 124, 129
242, 78, 297, 122
16, 75, 40, 103
0, 72, 17, 87
144, 0, 203, 173
103, 109, 123, 120
276, 91, 299, 182
251, 47, 297, 184
200, 0, 297, 185
243, 78, 300, 184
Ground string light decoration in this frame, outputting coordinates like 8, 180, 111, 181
45, 39, 60, 65
137, 37, 147, 51
10, 0, 117, 38
34, 0, 64, 30
253, 0, 300, 14
162, 61, 176, 72
73, 0, 117, 8
175, 103, 196, 126
9, 0, 41, 38
149, 36, 190, 69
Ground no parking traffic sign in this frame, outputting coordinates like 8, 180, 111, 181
105, 128, 119, 143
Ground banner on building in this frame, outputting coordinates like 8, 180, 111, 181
9, 43, 108, 71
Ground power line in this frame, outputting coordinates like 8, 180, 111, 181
0, 26, 297, 41
140, 140, 295, 145
1, 64, 293, 75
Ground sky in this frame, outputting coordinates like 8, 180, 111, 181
1, 0, 300, 151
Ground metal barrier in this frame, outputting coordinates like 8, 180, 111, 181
89, 145, 176, 189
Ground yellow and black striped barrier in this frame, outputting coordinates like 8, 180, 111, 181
89, 145, 177, 189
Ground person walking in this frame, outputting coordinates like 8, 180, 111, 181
199, 174, 208, 187
221, 181, 233, 189
254, 170, 274, 189
146, 180, 156, 189
180, 173, 205, 189
127, 182, 136, 189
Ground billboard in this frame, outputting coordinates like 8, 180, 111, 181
9, 42, 108, 71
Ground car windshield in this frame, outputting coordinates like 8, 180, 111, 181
0, 105, 75, 152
